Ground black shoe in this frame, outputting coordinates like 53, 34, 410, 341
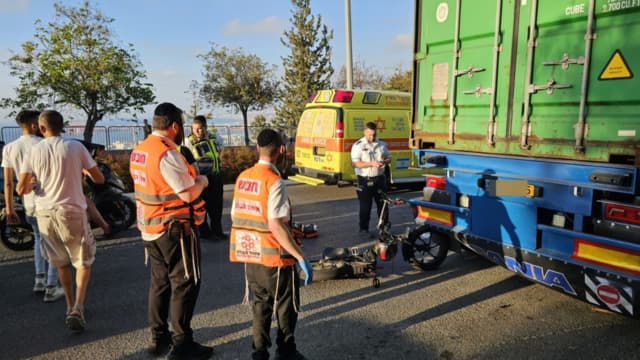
167, 341, 213, 360
148, 333, 172, 357
274, 350, 308, 360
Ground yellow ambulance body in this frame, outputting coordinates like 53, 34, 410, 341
290, 89, 426, 186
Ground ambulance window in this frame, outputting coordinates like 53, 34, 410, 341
310, 109, 336, 138
297, 111, 314, 136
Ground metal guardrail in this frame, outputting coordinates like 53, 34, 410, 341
0, 124, 295, 150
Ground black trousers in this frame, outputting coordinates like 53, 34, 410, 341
200, 171, 224, 235
246, 263, 300, 359
144, 224, 201, 346
356, 175, 388, 231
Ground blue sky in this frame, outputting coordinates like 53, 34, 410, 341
0, 0, 413, 125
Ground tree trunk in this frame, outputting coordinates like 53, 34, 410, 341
241, 108, 250, 146
83, 99, 103, 144
83, 113, 104, 144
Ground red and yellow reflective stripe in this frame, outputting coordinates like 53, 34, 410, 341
573, 239, 640, 275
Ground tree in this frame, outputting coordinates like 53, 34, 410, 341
184, 80, 212, 121
384, 67, 412, 92
333, 60, 386, 90
199, 44, 279, 146
250, 114, 272, 139
275, 0, 334, 128
0, 1, 154, 143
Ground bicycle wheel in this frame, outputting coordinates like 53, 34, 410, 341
402, 226, 449, 270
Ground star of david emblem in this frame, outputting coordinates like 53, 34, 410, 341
374, 118, 386, 134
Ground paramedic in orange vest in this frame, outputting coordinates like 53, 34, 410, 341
129, 102, 213, 360
230, 129, 313, 360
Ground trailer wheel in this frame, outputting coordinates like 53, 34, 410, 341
403, 226, 449, 270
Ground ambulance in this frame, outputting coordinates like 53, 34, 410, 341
290, 89, 428, 186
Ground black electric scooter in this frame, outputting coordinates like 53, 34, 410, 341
302, 192, 450, 287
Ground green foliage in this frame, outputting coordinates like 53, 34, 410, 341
220, 147, 258, 184
96, 149, 133, 192
198, 44, 279, 146
184, 80, 212, 120
220, 145, 295, 184
0, 1, 154, 143
334, 60, 386, 89
102, 145, 294, 190
275, 0, 334, 128
334, 62, 412, 92
384, 67, 413, 92
250, 114, 272, 139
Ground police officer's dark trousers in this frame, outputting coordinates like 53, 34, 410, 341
208, 171, 224, 235
144, 223, 201, 346
356, 175, 388, 231
200, 171, 224, 237
246, 263, 300, 360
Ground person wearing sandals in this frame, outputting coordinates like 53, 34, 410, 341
2, 110, 64, 303
17, 110, 105, 332
130, 103, 213, 360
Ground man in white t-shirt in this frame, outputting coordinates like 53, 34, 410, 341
1, 110, 63, 303
17, 110, 105, 333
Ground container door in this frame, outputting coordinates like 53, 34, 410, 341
413, 0, 516, 153
515, 0, 640, 162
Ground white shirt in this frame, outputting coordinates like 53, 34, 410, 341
350, 137, 391, 177
1, 134, 42, 215
230, 160, 290, 220
21, 136, 96, 211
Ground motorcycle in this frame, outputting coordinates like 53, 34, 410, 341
81, 141, 137, 236
303, 191, 450, 287
0, 141, 136, 251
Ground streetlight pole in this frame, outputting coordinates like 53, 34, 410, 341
344, 0, 353, 89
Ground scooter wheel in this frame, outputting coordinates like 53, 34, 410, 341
372, 278, 380, 288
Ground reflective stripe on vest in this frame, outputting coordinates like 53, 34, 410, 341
229, 163, 296, 267
130, 135, 205, 234
187, 134, 220, 173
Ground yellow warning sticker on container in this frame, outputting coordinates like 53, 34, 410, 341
599, 50, 633, 80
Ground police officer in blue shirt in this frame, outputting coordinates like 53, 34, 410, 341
350, 122, 390, 235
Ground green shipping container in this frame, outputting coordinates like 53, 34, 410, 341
412, 0, 640, 164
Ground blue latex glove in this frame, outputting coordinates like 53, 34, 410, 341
298, 259, 313, 286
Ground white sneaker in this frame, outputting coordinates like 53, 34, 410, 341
33, 276, 46, 293
43, 286, 64, 303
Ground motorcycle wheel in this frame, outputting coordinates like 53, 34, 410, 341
403, 226, 449, 271
0, 218, 34, 251
98, 195, 136, 232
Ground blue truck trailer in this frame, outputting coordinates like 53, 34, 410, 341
410, 0, 639, 316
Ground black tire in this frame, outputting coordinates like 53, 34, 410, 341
98, 195, 136, 231
402, 226, 449, 270
0, 217, 34, 251
122, 196, 137, 228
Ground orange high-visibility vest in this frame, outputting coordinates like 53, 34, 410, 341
230, 163, 296, 267
130, 135, 206, 234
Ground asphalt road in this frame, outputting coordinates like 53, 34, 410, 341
0, 184, 638, 360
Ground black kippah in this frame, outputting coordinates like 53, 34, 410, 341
257, 129, 282, 147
